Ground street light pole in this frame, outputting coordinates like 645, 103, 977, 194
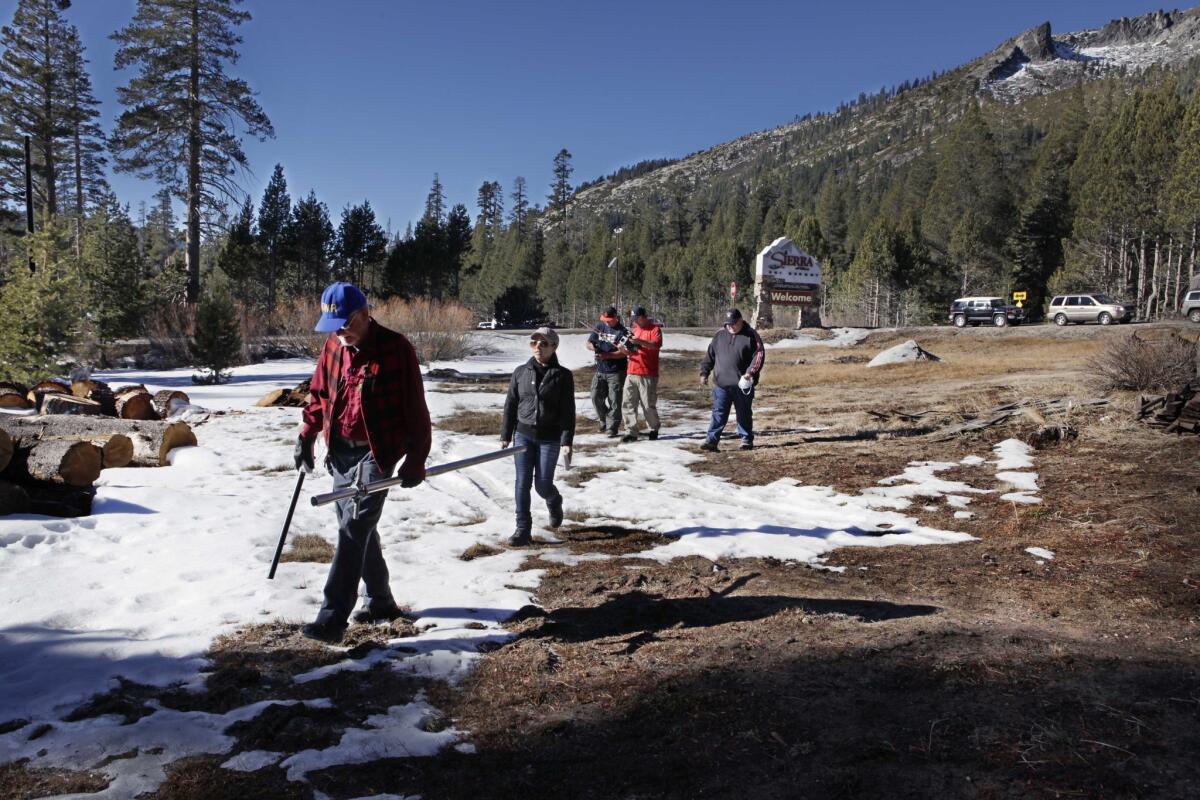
613, 227, 623, 313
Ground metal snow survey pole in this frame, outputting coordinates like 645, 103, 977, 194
310, 445, 523, 508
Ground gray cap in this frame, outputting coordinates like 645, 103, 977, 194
531, 326, 559, 346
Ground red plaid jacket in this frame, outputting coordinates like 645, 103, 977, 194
300, 320, 431, 480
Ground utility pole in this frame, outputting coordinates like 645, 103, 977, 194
613, 227, 623, 313
24, 135, 35, 273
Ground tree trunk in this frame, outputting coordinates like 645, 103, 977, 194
152, 390, 191, 418
0, 387, 32, 409
0, 428, 11, 472
115, 390, 159, 421
0, 417, 196, 467
185, 0, 202, 304
42, 394, 102, 416
12, 440, 101, 487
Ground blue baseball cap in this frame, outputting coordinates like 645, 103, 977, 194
314, 282, 368, 332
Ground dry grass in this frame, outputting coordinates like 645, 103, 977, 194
438, 408, 501, 437
0, 760, 109, 800
279, 534, 334, 564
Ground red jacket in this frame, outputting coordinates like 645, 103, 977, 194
301, 320, 432, 481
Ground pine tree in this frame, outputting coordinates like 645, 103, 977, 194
0, 223, 82, 381
423, 173, 445, 224
443, 202, 472, 299
59, 25, 108, 253
333, 200, 386, 289
510, 176, 529, 239
548, 149, 573, 223
190, 271, 241, 383
218, 197, 260, 305
111, 0, 274, 304
256, 163, 290, 310
80, 198, 146, 342
284, 190, 333, 298
0, 0, 75, 224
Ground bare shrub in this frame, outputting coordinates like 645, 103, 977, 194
371, 296, 478, 363
269, 296, 326, 358
1089, 331, 1199, 391
144, 303, 195, 368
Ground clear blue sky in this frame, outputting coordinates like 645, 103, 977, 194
0, 0, 1177, 232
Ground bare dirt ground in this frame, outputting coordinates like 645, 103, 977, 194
4, 323, 1198, 799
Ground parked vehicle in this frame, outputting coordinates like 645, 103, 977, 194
476, 318, 499, 330
1047, 293, 1132, 326
948, 297, 1024, 328
1183, 289, 1200, 323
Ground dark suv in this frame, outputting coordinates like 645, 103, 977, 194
949, 297, 1024, 328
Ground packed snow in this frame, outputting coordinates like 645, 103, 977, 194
0, 337, 1037, 794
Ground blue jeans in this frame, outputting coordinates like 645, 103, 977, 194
314, 439, 395, 627
706, 384, 754, 445
513, 431, 561, 533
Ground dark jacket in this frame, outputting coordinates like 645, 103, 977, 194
502, 355, 576, 445
301, 319, 432, 481
587, 320, 628, 375
699, 324, 766, 388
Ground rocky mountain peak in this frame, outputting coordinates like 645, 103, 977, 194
975, 21, 1056, 83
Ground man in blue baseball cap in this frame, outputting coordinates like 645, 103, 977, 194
294, 282, 432, 644
314, 281, 369, 333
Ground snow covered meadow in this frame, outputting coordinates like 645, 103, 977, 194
0, 329, 1044, 797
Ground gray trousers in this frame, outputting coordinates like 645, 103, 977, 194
314, 439, 395, 627
591, 371, 625, 432
622, 374, 660, 433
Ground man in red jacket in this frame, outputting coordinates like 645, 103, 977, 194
294, 282, 432, 644
620, 306, 662, 442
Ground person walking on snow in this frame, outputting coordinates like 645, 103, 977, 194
501, 327, 576, 546
699, 308, 765, 452
586, 306, 627, 437
294, 282, 432, 644
620, 306, 663, 442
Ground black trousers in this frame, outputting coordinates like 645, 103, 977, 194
314, 439, 395, 627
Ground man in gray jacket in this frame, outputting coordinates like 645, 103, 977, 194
698, 308, 765, 452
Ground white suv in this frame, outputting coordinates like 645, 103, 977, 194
1183, 289, 1200, 323
1048, 293, 1132, 325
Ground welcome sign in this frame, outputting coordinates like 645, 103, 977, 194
755, 237, 822, 289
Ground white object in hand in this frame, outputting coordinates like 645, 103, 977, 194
737, 374, 753, 392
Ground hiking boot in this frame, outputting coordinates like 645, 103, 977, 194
300, 620, 346, 645
620, 432, 639, 443
607, 428, 620, 438
508, 529, 533, 546
740, 441, 754, 451
647, 430, 658, 441
597, 423, 607, 433
699, 440, 719, 453
548, 495, 564, 528
352, 603, 411, 625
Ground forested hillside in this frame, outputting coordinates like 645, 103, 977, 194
4, 2, 1200, 386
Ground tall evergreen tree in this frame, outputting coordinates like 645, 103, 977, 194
217, 196, 260, 305
548, 148, 573, 223
423, 173, 445, 224
80, 198, 145, 341
110, 0, 274, 304
59, 25, 109, 251
333, 200, 386, 289
256, 163, 290, 310
0, 0, 75, 223
510, 175, 529, 239
285, 190, 333, 298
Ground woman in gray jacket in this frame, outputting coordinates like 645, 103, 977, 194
501, 326, 575, 545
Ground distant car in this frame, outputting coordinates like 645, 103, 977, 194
948, 297, 1024, 328
1047, 293, 1132, 326
476, 319, 498, 330
1183, 289, 1200, 323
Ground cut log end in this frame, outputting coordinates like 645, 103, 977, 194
116, 391, 159, 421
24, 440, 102, 487
101, 434, 134, 469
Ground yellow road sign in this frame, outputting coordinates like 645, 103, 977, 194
1012, 291, 1027, 301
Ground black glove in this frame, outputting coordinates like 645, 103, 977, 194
294, 436, 314, 472
398, 458, 425, 489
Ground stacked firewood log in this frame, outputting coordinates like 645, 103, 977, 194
1137, 383, 1200, 434
0, 379, 199, 517
256, 379, 311, 408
